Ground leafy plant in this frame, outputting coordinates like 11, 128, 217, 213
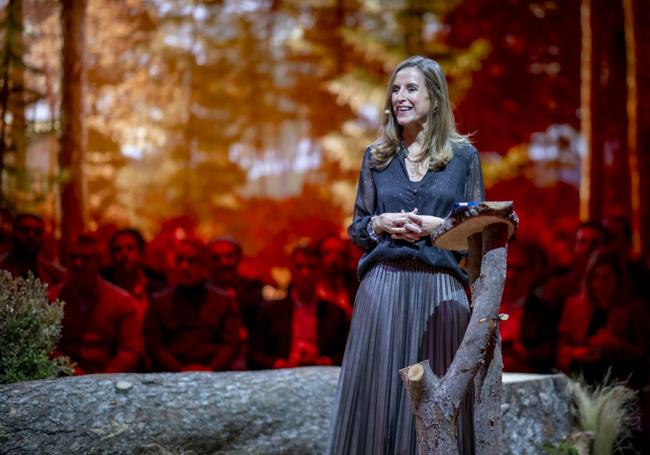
543, 431, 593, 455
542, 439, 580, 455
0, 270, 73, 383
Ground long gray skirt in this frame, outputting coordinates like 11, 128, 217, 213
326, 260, 474, 454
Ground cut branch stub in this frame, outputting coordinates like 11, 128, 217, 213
399, 361, 429, 410
431, 201, 518, 251
408, 363, 425, 382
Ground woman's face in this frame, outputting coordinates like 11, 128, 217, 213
589, 263, 618, 308
391, 67, 431, 128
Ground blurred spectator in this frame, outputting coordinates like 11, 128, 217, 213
542, 220, 608, 312
500, 239, 557, 373
101, 228, 167, 312
144, 238, 242, 372
556, 249, 646, 385
546, 217, 578, 277
316, 234, 356, 318
248, 244, 349, 370
602, 215, 650, 301
0, 213, 66, 287
207, 237, 264, 334
146, 215, 197, 279
0, 208, 11, 254
50, 234, 143, 374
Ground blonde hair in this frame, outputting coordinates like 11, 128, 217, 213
370, 55, 470, 170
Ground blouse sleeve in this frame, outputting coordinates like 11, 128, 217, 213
463, 145, 486, 202
347, 148, 378, 250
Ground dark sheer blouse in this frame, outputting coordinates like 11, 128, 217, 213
348, 142, 485, 286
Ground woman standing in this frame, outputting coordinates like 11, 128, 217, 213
326, 56, 484, 454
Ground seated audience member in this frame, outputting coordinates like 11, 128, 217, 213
500, 239, 557, 373
316, 234, 356, 318
0, 208, 11, 254
542, 220, 608, 312
101, 228, 167, 312
546, 217, 577, 277
207, 237, 264, 334
556, 249, 646, 385
248, 244, 350, 370
50, 234, 143, 374
0, 213, 66, 287
602, 215, 650, 301
145, 238, 241, 372
601, 217, 650, 455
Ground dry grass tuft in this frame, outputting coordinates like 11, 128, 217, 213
572, 374, 639, 455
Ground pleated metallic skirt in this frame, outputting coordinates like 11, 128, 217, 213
326, 260, 474, 455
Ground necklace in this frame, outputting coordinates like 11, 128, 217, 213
404, 154, 429, 181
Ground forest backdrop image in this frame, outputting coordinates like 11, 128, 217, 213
1, 0, 649, 276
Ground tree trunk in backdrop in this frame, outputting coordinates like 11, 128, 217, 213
58, 0, 87, 245
579, 0, 629, 223
0, 0, 25, 205
622, 0, 650, 269
581, 0, 650, 268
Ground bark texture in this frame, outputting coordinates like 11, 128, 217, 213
0, 369, 571, 454
400, 201, 517, 454
501, 373, 573, 455
0, 368, 338, 455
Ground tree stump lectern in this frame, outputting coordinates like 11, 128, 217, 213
400, 201, 518, 454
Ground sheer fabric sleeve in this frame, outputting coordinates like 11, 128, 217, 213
347, 148, 378, 250
463, 145, 486, 202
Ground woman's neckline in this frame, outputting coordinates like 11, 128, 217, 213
400, 145, 429, 183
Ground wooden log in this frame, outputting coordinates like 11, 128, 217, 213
400, 202, 516, 454
0, 368, 573, 454
0, 368, 340, 454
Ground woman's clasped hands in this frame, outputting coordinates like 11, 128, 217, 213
373, 208, 444, 242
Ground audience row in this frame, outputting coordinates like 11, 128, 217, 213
1, 212, 649, 389
500, 218, 650, 388
0, 214, 355, 373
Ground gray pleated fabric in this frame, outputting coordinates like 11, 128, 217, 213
326, 260, 475, 455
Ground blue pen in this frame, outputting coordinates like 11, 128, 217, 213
447, 201, 481, 218
453, 201, 481, 209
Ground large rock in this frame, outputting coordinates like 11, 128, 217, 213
502, 373, 573, 454
1, 368, 338, 454
0, 368, 571, 454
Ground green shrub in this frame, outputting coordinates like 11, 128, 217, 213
0, 270, 73, 383
542, 439, 580, 455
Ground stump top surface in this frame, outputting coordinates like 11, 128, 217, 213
432, 201, 518, 251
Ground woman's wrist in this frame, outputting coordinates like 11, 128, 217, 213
374, 214, 384, 234
367, 215, 381, 242
419, 215, 444, 236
